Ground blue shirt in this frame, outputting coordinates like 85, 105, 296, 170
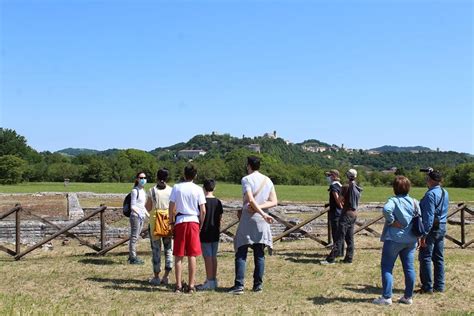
381, 194, 418, 244
420, 185, 449, 234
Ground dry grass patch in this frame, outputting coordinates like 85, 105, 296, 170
1, 237, 473, 315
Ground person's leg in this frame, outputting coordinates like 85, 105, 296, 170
188, 256, 197, 289
380, 240, 399, 299
162, 237, 173, 283
129, 214, 140, 260
331, 217, 343, 257
419, 233, 435, 292
343, 216, 356, 262
150, 236, 162, 278
211, 242, 218, 282
175, 256, 183, 289
326, 219, 345, 262
201, 242, 213, 282
234, 245, 249, 288
252, 243, 265, 290
203, 256, 213, 281
172, 223, 186, 290
399, 243, 416, 299
432, 229, 446, 292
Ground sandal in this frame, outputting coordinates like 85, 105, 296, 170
174, 285, 183, 293
184, 284, 196, 294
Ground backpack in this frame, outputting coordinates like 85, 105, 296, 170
123, 188, 139, 217
151, 187, 172, 237
411, 200, 425, 238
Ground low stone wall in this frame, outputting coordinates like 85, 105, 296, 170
0, 220, 129, 244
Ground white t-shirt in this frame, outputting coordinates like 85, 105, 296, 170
170, 181, 206, 225
242, 171, 274, 206
131, 186, 147, 219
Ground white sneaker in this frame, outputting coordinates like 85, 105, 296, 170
399, 296, 413, 305
373, 296, 392, 305
196, 280, 215, 291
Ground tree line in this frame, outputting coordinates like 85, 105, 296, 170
1, 128, 473, 187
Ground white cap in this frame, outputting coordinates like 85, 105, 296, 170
346, 169, 357, 179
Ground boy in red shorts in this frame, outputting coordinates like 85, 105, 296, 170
169, 165, 206, 293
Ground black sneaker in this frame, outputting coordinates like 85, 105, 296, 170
252, 285, 263, 293
342, 259, 353, 264
415, 288, 433, 295
228, 286, 244, 295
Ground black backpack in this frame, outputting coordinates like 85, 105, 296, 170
123, 188, 139, 217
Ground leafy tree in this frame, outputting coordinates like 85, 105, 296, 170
0, 128, 35, 159
0, 155, 27, 184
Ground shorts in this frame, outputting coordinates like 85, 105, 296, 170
173, 222, 201, 257
201, 241, 219, 257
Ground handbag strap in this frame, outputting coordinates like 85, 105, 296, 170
253, 177, 268, 199
151, 187, 158, 209
413, 199, 419, 216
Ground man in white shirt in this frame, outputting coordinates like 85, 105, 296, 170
169, 165, 206, 293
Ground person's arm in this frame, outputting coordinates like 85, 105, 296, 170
131, 188, 139, 215
168, 201, 176, 230
256, 187, 278, 210
420, 192, 435, 234
331, 190, 343, 209
145, 189, 153, 212
245, 189, 273, 223
383, 199, 396, 225
199, 203, 206, 230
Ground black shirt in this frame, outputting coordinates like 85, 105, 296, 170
200, 197, 224, 243
328, 182, 342, 218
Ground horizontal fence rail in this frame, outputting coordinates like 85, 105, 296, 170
1, 202, 472, 260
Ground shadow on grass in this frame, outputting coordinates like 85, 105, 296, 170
308, 296, 373, 305
86, 277, 172, 292
78, 258, 116, 265
343, 284, 404, 295
275, 251, 326, 259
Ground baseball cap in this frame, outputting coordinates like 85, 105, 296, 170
325, 169, 340, 177
428, 170, 442, 182
346, 169, 357, 179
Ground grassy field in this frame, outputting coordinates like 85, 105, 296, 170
1, 182, 473, 203
1, 236, 473, 315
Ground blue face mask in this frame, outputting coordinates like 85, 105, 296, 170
326, 176, 332, 184
139, 179, 147, 186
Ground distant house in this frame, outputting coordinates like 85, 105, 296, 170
302, 145, 327, 153
263, 131, 277, 139
382, 167, 398, 174
177, 149, 207, 159
366, 150, 380, 155
247, 144, 261, 153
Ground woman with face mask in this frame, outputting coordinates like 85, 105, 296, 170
128, 171, 150, 265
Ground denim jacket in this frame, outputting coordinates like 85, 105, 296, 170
420, 185, 449, 234
381, 194, 418, 244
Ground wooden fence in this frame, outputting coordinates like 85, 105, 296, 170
1, 203, 472, 260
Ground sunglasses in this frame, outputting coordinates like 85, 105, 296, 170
139, 177, 147, 179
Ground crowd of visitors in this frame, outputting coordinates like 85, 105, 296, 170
126, 159, 449, 305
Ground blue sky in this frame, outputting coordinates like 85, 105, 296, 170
1, 0, 472, 153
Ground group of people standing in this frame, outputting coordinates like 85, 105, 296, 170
126, 159, 449, 303
127, 156, 277, 294
321, 167, 449, 306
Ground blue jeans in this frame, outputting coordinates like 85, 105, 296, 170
419, 226, 446, 292
381, 240, 416, 299
234, 244, 265, 289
